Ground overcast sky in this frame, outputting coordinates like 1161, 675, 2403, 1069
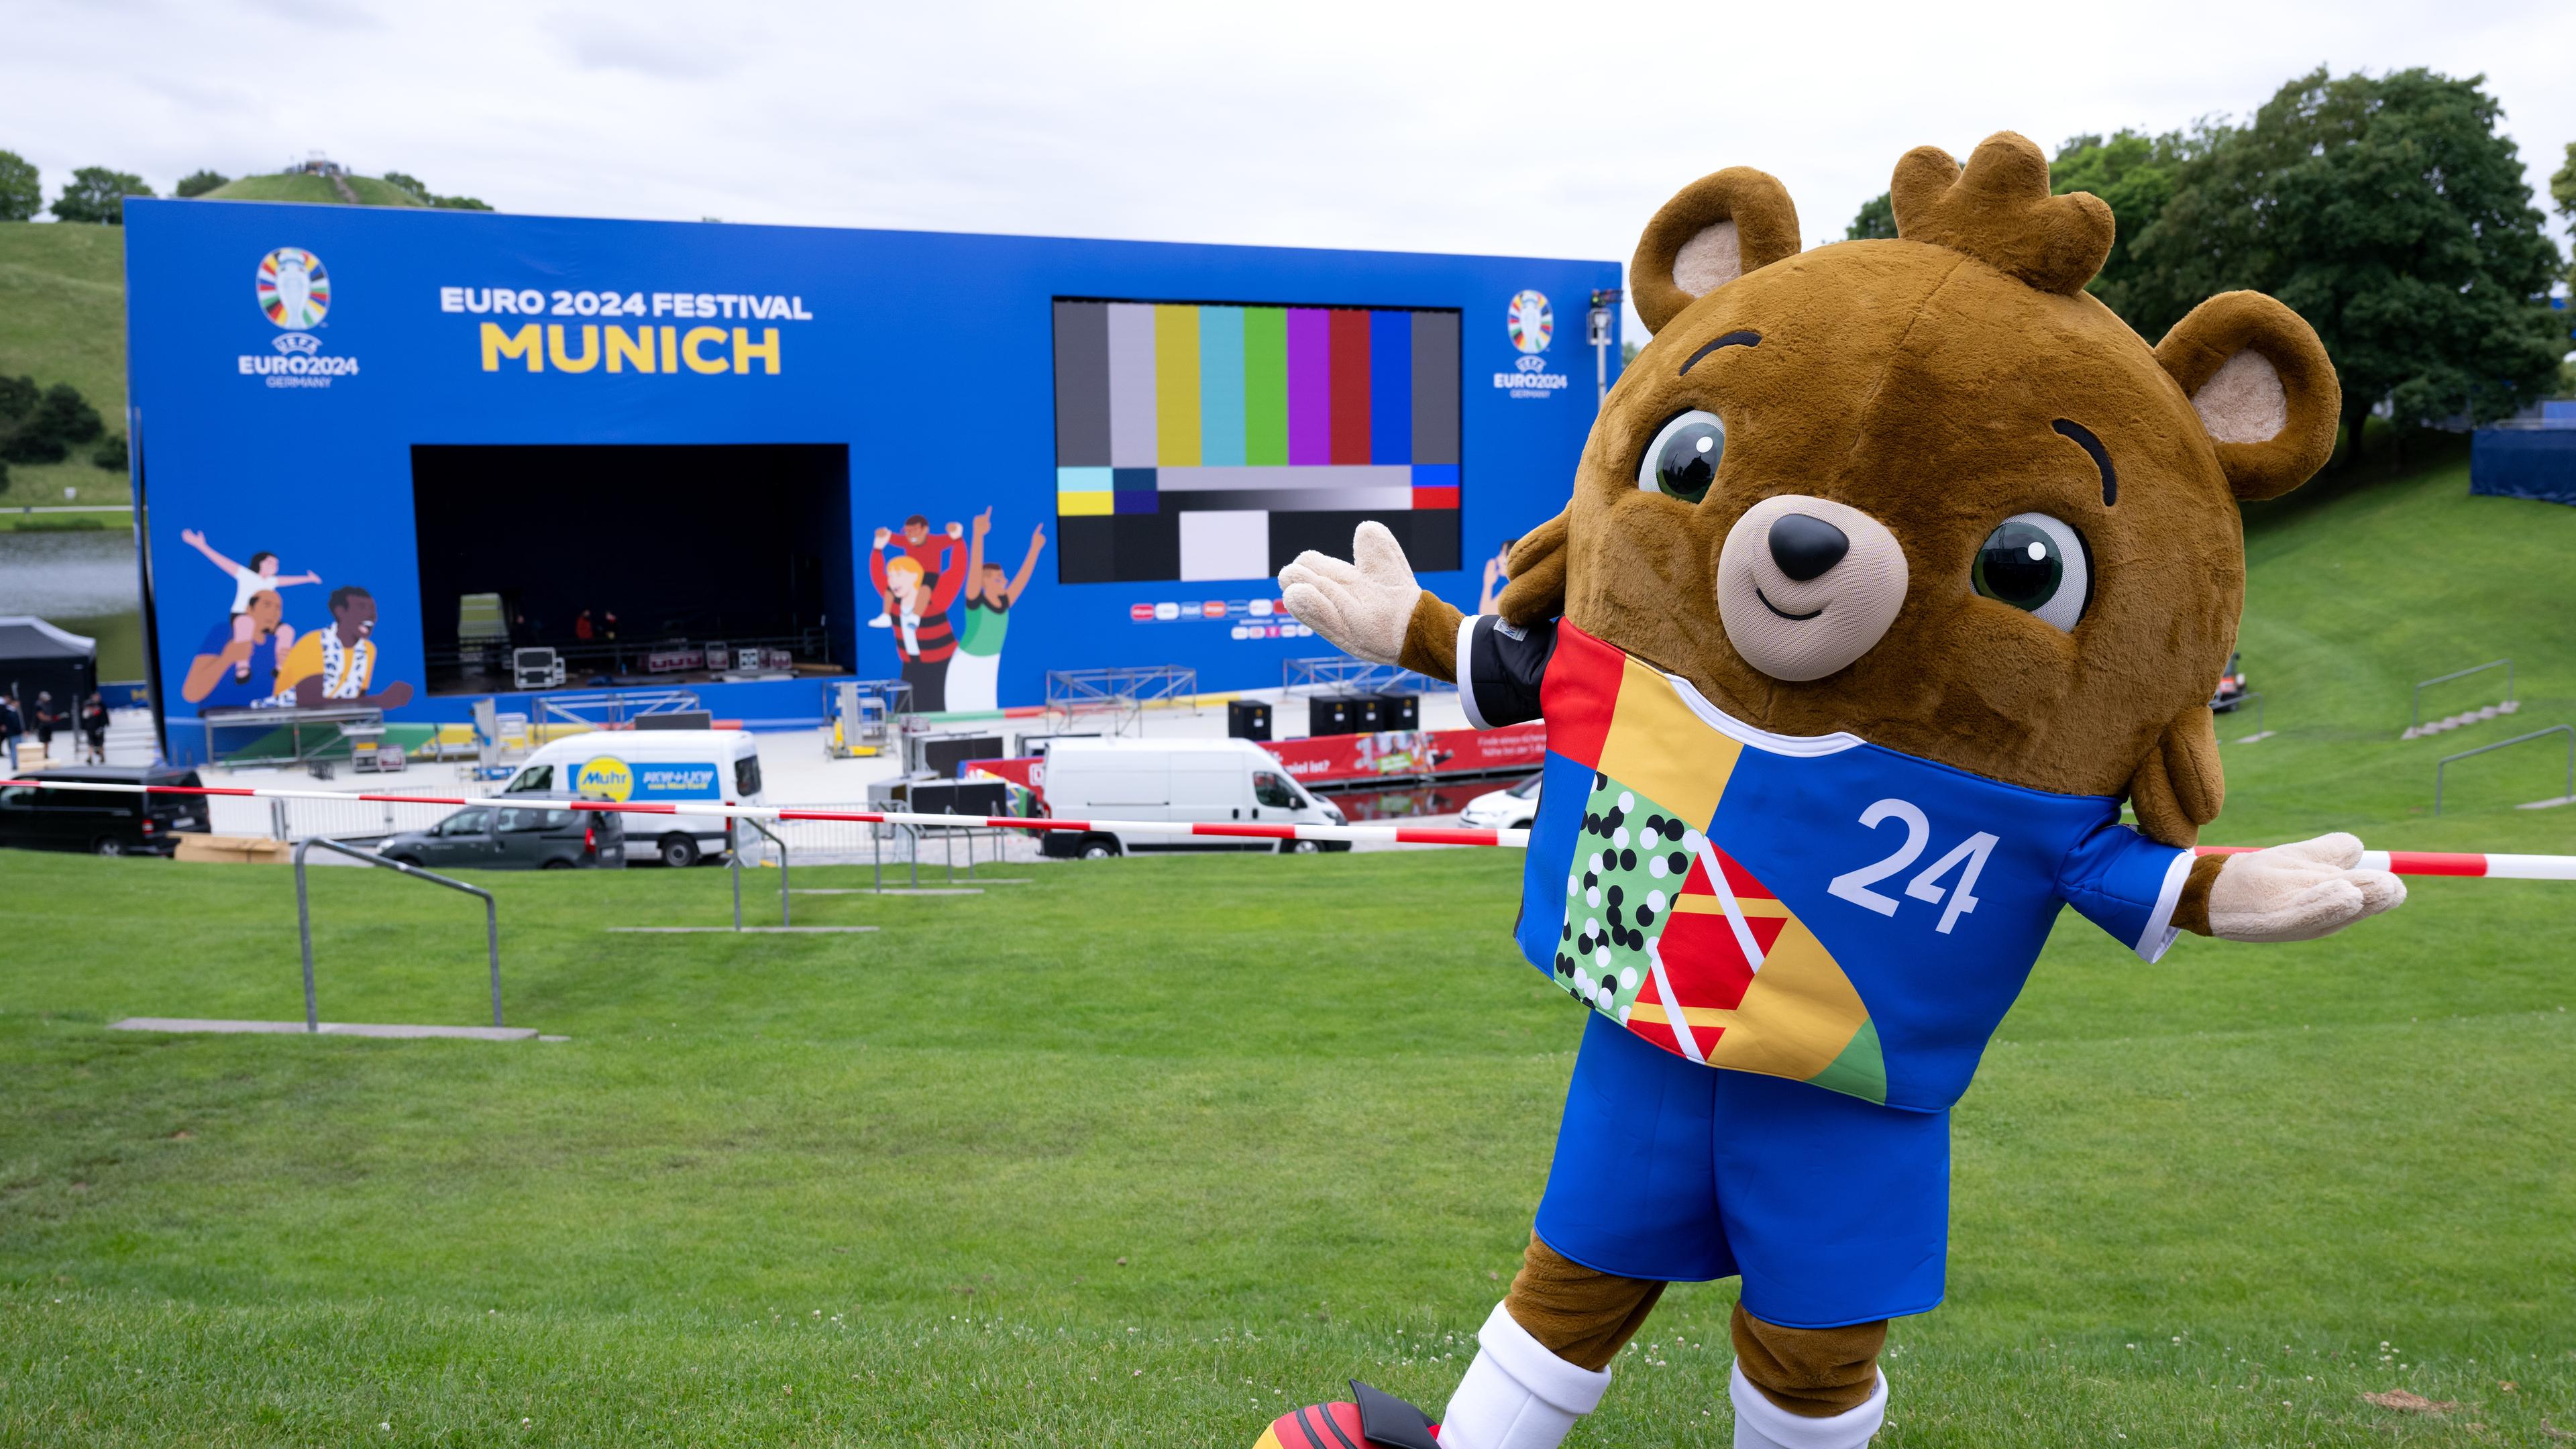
5, 0, 2571, 338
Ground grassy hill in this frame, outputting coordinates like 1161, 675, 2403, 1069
199, 172, 429, 207
0, 221, 129, 509
0, 221, 125, 419
2221, 435, 2576, 839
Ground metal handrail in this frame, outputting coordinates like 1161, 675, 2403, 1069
728, 815, 791, 927
293, 837, 501, 1032
2434, 725, 2574, 816
2410, 659, 2514, 733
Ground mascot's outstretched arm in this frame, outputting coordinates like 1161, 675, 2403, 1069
1279, 521, 1464, 682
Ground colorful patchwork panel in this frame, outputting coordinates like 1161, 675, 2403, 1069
1526, 629, 1886, 1104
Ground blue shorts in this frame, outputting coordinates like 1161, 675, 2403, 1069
1532, 1012, 1950, 1330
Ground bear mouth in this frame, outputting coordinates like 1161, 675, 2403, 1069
1755, 588, 1824, 622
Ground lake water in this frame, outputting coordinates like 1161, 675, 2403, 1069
0, 526, 148, 679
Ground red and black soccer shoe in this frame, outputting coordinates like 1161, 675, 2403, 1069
1252, 1381, 1439, 1449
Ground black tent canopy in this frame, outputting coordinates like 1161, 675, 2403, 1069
0, 616, 99, 715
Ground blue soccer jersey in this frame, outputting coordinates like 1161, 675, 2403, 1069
1460, 616, 2190, 1112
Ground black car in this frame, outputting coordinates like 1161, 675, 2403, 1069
0, 764, 207, 857
378, 792, 625, 871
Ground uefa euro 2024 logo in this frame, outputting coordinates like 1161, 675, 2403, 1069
256, 248, 330, 329
1507, 288, 1553, 354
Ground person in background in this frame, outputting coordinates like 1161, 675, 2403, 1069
32, 691, 64, 758
575, 609, 595, 643
79, 692, 109, 764
1, 690, 21, 773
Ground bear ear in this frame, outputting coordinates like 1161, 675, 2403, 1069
1630, 168, 1801, 334
2154, 291, 2341, 502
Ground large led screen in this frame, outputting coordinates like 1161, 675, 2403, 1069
1051, 299, 1461, 584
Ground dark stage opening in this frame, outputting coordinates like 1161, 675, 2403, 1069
411, 444, 855, 697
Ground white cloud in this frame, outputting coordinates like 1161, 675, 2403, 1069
3, 0, 2569, 343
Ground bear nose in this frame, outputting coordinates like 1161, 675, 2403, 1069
1767, 513, 1850, 582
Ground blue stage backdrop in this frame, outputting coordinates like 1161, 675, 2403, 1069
123, 199, 1621, 759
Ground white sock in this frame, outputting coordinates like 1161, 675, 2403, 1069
1728, 1360, 1887, 1449
1437, 1301, 1613, 1449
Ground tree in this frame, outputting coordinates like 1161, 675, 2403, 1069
1845, 192, 1896, 240
0, 150, 38, 222
2126, 67, 2567, 461
174, 169, 230, 198
0, 380, 104, 464
2552, 143, 2576, 394
2049, 128, 2210, 325
387, 170, 494, 211
93, 432, 127, 472
50, 166, 154, 224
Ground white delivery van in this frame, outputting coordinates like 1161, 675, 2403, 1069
500, 729, 762, 867
1035, 737, 1346, 859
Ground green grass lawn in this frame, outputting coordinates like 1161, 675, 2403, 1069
4, 828, 2572, 1448
7, 441, 2576, 1445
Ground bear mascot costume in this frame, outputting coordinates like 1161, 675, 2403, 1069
1260, 132, 2407, 1449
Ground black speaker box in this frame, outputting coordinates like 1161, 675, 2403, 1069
1228, 700, 1273, 741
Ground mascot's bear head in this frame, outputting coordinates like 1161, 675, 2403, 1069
1496, 132, 2339, 846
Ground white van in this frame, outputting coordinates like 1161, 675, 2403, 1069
1036, 737, 1346, 859
500, 729, 762, 867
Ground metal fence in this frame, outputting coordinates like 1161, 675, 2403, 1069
2434, 725, 2575, 816
294, 837, 502, 1030
242, 782, 477, 843
2403, 659, 2517, 740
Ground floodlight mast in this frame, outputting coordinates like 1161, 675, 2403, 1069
1589, 288, 1622, 406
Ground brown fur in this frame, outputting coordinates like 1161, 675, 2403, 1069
1495, 131, 2334, 827
1400, 591, 1465, 680
1629, 170, 1802, 333
1889, 136, 2114, 296
1498, 510, 1570, 628
1729, 1302, 1887, 1417
2174, 851, 2230, 936
1502, 1236, 1883, 1417
1503, 1234, 1665, 1373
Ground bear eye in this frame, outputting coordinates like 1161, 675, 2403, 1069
1636, 409, 1725, 504
1972, 513, 2092, 632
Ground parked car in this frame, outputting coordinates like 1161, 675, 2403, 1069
1458, 772, 1544, 830
500, 729, 759, 867
1035, 736, 1346, 858
0, 764, 207, 857
378, 792, 625, 871
2210, 651, 2248, 712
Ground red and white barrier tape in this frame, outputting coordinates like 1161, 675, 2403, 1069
6, 778, 2573, 875
0, 778, 1527, 849
2190, 844, 2576, 881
